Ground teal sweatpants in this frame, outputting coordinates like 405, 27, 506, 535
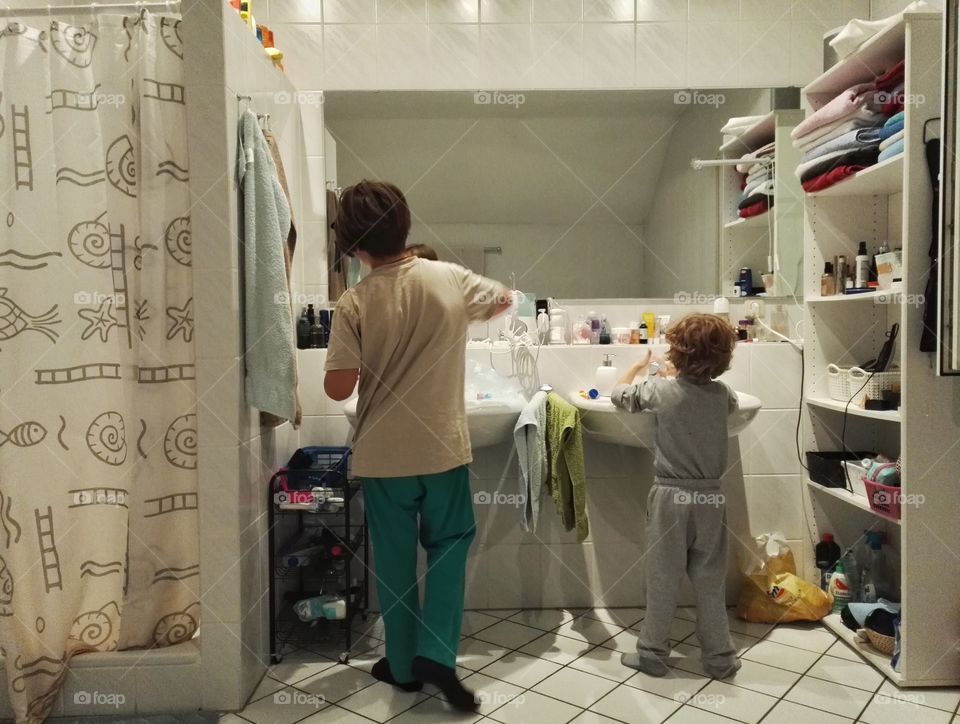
362, 465, 476, 683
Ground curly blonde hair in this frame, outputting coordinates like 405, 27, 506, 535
665, 313, 737, 380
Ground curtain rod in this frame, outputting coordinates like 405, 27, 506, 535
0, 1, 179, 16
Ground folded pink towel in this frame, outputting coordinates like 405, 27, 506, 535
791, 83, 877, 141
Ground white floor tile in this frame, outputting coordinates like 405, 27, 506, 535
335, 681, 426, 722
860, 695, 954, 724
726, 612, 774, 640
741, 639, 821, 674
875, 681, 960, 713
239, 686, 329, 723
463, 611, 504, 637
680, 630, 761, 656
629, 616, 698, 643
296, 664, 378, 704
248, 673, 286, 702
568, 646, 638, 683
507, 608, 578, 632
763, 624, 837, 653
554, 617, 626, 645
568, 712, 623, 724
518, 632, 594, 665
784, 675, 873, 719
299, 704, 380, 722
478, 609, 521, 619
479, 652, 564, 689
460, 672, 527, 717
387, 696, 481, 722
667, 643, 711, 678
582, 607, 645, 627
806, 655, 884, 692
762, 699, 855, 723
588, 685, 681, 722
472, 620, 545, 649
726, 657, 801, 698
532, 667, 619, 708
823, 640, 863, 663
665, 705, 741, 723
624, 666, 710, 703
267, 659, 338, 687
458, 637, 511, 671
687, 680, 778, 723
487, 690, 583, 724
598, 629, 640, 653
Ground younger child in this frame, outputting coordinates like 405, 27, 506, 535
611, 313, 741, 679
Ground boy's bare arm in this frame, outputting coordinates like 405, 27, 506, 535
618, 349, 651, 385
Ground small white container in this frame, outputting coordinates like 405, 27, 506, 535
841, 460, 870, 498
613, 327, 631, 345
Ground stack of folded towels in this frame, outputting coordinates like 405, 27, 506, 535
735, 141, 775, 219
791, 60, 905, 193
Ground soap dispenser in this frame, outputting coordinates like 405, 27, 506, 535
595, 353, 618, 397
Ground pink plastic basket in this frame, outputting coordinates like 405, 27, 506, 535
864, 477, 902, 520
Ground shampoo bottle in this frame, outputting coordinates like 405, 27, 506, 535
588, 311, 601, 344
855, 241, 870, 288
599, 315, 611, 345
595, 353, 618, 397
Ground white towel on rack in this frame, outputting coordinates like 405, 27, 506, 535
515, 391, 548, 533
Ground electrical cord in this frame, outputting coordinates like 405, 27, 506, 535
840, 371, 875, 493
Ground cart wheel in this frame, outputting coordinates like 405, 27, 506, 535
338, 652, 349, 664
271, 654, 283, 665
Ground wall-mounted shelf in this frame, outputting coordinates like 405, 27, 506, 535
806, 155, 904, 198
805, 478, 901, 525
821, 614, 903, 684
806, 289, 902, 304
806, 396, 901, 422
720, 111, 775, 154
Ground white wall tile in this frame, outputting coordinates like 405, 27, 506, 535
636, 0, 686, 22
793, 0, 848, 26
271, 0, 324, 23
635, 21, 686, 87
323, 24, 379, 88
324, 0, 377, 23
297, 349, 327, 415
427, 0, 480, 23
298, 414, 327, 445
688, 0, 739, 22
531, 23, 583, 87
739, 409, 802, 475
275, 24, 325, 90
533, 0, 582, 22
739, 0, 792, 20
739, 17, 792, 86
742, 475, 804, 538
378, 0, 428, 23
581, 23, 635, 87
377, 23, 432, 88
480, 23, 534, 87
583, 0, 635, 22
750, 343, 802, 409
302, 155, 329, 221
687, 21, 739, 87
790, 21, 829, 86
481, 0, 533, 23
427, 24, 482, 87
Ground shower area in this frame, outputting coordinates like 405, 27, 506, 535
0, 0, 302, 719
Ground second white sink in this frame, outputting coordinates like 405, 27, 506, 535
570, 390, 761, 449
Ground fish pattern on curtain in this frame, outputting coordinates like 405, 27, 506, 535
0, 12, 199, 722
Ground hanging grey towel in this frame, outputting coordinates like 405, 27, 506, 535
238, 109, 297, 422
514, 390, 548, 532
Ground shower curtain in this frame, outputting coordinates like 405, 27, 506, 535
0, 11, 198, 722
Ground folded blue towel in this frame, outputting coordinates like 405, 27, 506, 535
800, 127, 883, 165
878, 138, 904, 162
884, 110, 905, 127
879, 111, 904, 140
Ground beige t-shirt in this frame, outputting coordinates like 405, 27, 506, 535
324, 256, 504, 478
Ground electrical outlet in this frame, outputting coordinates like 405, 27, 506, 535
748, 299, 764, 319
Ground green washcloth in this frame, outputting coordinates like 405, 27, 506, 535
546, 392, 588, 542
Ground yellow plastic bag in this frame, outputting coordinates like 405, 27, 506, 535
736, 532, 833, 623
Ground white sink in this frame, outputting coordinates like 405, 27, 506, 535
569, 390, 761, 449
343, 397, 525, 450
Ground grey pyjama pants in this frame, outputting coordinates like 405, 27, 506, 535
636, 484, 738, 676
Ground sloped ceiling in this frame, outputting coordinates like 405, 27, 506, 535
325, 90, 689, 226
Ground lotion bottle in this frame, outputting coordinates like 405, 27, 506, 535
595, 353, 618, 397
855, 241, 870, 288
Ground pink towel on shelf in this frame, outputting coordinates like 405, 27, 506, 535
791, 83, 878, 141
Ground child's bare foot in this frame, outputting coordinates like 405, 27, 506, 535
621, 652, 669, 677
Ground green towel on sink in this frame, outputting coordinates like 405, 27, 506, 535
546, 392, 588, 542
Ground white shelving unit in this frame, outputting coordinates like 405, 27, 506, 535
800, 11, 960, 686
718, 109, 805, 298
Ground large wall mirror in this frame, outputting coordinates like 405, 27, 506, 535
325, 89, 803, 302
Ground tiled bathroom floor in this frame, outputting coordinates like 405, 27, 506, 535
223, 608, 960, 724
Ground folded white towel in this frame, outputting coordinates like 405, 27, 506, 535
879, 129, 904, 152
829, 1, 932, 59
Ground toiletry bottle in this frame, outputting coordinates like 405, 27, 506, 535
310, 315, 324, 349
835, 255, 847, 293
738, 267, 753, 297
305, 304, 318, 348
638, 321, 648, 344
629, 323, 641, 344
821, 262, 836, 296
318, 309, 332, 348
599, 315, 611, 345
642, 313, 656, 342
713, 297, 730, 324
841, 550, 860, 603
828, 560, 852, 613
771, 304, 789, 338
588, 311, 600, 345
595, 353, 618, 397
537, 308, 550, 345
573, 316, 591, 345
815, 534, 841, 591
296, 308, 311, 350
855, 241, 870, 288
656, 315, 671, 343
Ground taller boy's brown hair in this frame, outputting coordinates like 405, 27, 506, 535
665, 313, 737, 380
335, 180, 411, 258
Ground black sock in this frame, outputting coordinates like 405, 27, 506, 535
371, 657, 423, 692
411, 656, 478, 712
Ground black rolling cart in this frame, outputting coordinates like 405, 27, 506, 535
267, 446, 369, 664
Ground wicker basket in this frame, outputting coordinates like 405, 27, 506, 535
866, 629, 896, 655
826, 364, 900, 407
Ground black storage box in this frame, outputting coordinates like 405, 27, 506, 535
806, 450, 874, 488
